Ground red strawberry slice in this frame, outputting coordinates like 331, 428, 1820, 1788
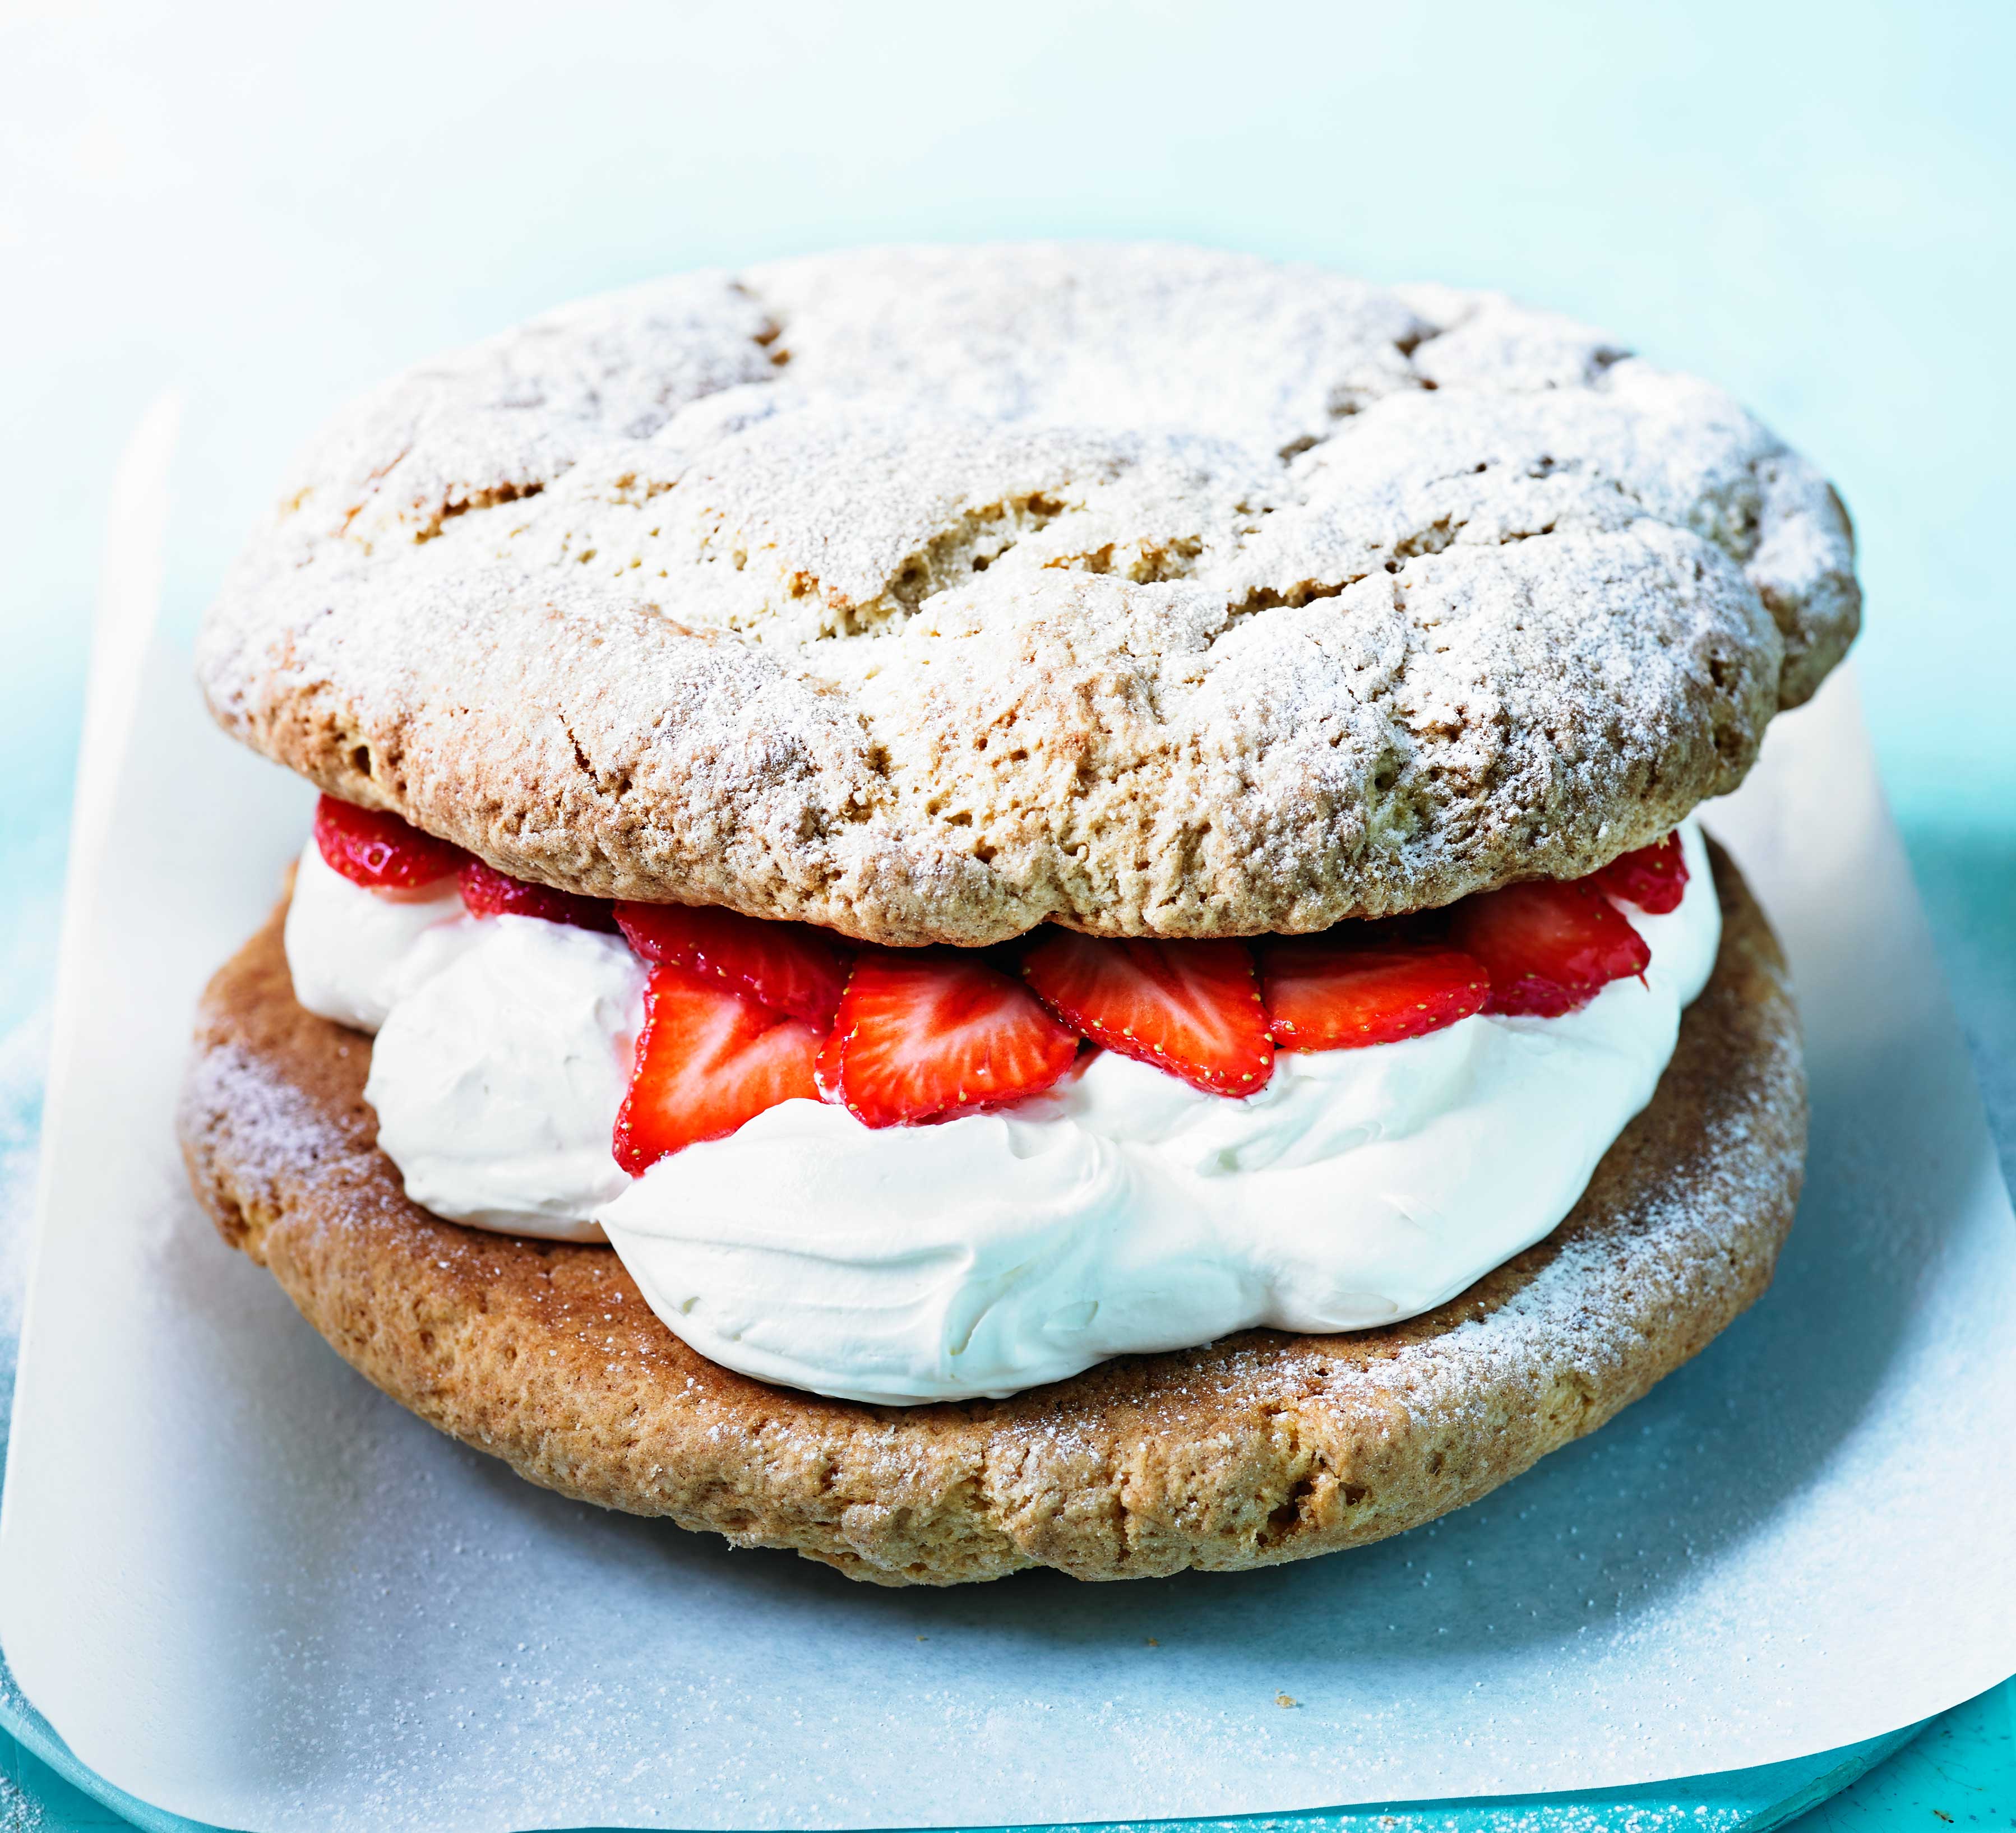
614, 902, 848, 1024
313, 794, 468, 891
1021, 933, 1273, 1096
1448, 880, 1651, 1017
1261, 935, 1488, 1050
1591, 832, 1690, 914
823, 951, 1079, 1127
459, 858, 618, 932
613, 966, 822, 1173
813, 1014, 848, 1105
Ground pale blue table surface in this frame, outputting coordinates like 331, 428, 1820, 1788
2, 1, 2012, 1825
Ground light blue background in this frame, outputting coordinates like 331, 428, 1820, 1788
2, 0, 2013, 1024
1, 1, 2010, 1824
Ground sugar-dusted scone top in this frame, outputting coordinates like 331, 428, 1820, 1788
198, 244, 1858, 946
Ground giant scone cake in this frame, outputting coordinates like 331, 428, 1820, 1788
179, 244, 1855, 1584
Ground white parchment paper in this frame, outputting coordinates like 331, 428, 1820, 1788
1, 631, 2011, 1832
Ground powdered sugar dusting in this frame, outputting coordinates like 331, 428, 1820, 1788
182, 1037, 357, 1185
197, 246, 1859, 947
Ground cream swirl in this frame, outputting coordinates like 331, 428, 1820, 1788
283, 824, 1719, 1402
283, 841, 469, 1031
366, 921, 645, 1242
283, 843, 642, 1242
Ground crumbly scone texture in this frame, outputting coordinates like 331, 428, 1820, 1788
178, 843, 1804, 1586
197, 246, 1858, 946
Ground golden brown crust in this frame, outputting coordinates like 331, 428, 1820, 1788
177, 843, 1803, 1585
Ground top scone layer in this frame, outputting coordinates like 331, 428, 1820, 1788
198, 244, 1858, 945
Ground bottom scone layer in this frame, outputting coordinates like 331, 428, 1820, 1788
177, 842, 1804, 1587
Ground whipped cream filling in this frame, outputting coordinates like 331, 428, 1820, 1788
283, 842, 470, 1031
283, 823, 1720, 1402
368, 920, 644, 1241
285, 842, 641, 1242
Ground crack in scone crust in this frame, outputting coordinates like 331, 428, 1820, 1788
198, 246, 1858, 945
177, 845, 1802, 1585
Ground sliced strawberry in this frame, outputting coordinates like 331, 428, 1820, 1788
459, 858, 618, 932
1448, 880, 1651, 1017
1021, 933, 1273, 1096
813, 1016, 848, 1105
1591, 831, 1690, 914
313, 794, 468, 891
824, 951, 1079, 1127
613, 966, 821, 1173
614, 902, 847, 1024
1261, 935, 1488, 1050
